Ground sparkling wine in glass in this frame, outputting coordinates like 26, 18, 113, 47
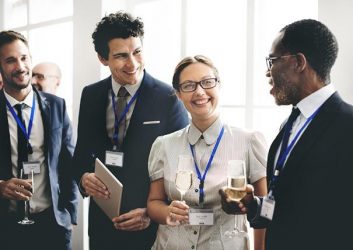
175, 155, 193, 201
18, 169, 35, 225
224, 160, 246, 238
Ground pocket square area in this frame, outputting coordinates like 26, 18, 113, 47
143, 121, 160, 125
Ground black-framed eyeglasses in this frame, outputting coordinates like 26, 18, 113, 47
32, 73, 58, 81
265, 54, 297, 71
179, 77, 219, 92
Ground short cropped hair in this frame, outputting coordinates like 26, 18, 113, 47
280, 19, 338, 83
92, 11, 144, 60
0, 30, 28, 50
172, 55, 220, 91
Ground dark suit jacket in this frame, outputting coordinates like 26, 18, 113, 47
73, 71, 189, 249
250, 92, 353, 250
0, 87, 79, 230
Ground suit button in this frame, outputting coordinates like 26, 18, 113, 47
195, 189, 198, 192
191, 246, 195, 249
193, 231, 197, 235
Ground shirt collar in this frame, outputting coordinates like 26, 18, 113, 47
111, 72, 144, 97
296, 84, 335, 118
4, 88, 34, 108
188, 116, 223, 146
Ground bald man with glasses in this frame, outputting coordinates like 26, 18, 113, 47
32, 62, 61, 95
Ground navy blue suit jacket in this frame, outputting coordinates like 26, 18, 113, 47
73, 71, 189, 249
0, 88, 79, 230
250, 92, 353, 250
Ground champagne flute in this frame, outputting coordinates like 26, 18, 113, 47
18, 169, 35, 225
175, 155, 193, 201
224, 160, 246, 238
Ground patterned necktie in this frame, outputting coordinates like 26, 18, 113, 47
278, 107, 301, 161
14, 103, 28, 178
116, 87, 129, 149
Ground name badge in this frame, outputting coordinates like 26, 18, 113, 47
189, 208, 214, 225
105, 151, 124, 167
260, 196, 275, 220
23, 161, 40, 174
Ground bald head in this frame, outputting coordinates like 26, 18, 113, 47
32, 62, 61, 95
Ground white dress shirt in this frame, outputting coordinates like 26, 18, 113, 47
5, 89, 51, 213
106, 74, 143, 139
275, 84, 336, 168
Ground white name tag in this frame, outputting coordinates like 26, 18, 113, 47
23, 161, 40, 174
189, 208, 214, 225
260, 196, 275, 220
105, 151, 124, 167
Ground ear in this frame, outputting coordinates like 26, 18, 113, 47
97, 54, 109, 66
295, 53, 307, 72
176, 90, 182, 100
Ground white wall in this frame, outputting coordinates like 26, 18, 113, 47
319, 0, 353, 104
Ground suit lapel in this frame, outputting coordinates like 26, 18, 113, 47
0, 91, 12, 179
270, 92, 342, 188
281, 93, 341, 175
34, 88, 51, 167
124, 72, 155, 139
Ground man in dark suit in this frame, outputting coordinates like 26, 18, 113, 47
73, 11, 188, 250
0, 31, 79, 250
220, 19, 353, 250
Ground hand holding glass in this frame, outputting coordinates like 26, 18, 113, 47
224, 160, 246, 238
18, 169, 34, 225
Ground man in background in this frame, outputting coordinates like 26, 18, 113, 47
32, 61, 61, 95
0, 30, 79, 250
73, 11, 188, 250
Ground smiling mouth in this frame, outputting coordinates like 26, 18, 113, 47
192, 98, 210, 105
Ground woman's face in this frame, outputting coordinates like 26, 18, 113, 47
177, 62, 220, 125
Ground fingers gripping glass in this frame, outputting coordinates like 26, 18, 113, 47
179, 78, 218, 92
265, 54, 297, 71
18, 169, 35, 225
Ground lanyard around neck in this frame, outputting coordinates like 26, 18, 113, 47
6, 95, 36, 144
111, 87, 140, 147
189, 126, 224, 207
269, 106, 322, 196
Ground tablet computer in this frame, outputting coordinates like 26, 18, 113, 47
93, 158, 123, 220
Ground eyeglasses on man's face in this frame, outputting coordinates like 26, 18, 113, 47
32, 73, 58, 81
265, 54, 297, 71
179, 77, 219, 92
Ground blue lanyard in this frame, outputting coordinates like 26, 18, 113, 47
111, 87, 140, 148
5, 95, 36, 153
189, 126, 224, 206
269, 106, 322, 195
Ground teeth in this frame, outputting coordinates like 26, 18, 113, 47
194, 99, 208, 105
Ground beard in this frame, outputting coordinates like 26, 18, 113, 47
271, 75, 300, 106
4, 70, 31, 91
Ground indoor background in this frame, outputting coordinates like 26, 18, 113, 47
1, 0, 352, 249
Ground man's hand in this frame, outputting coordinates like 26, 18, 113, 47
112, 208, 151, 231
0, 178, 32, 201
219, 184, 255, 214
81, 173, 109, 199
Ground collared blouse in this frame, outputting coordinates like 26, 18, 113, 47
148, 117, 267, 250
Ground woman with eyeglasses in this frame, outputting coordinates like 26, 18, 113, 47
147, 55, 267, 250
